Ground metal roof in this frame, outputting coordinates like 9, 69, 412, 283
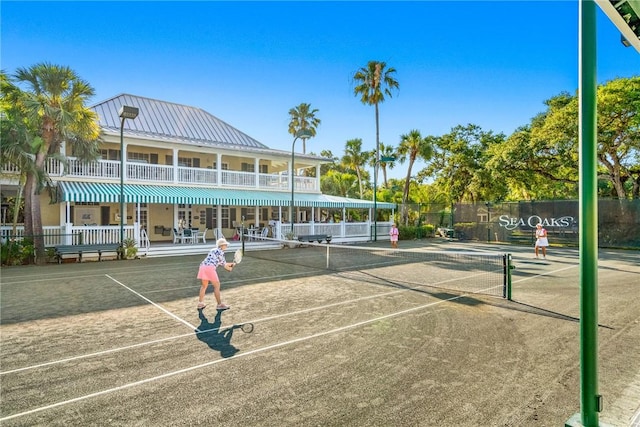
91, 93, 269, 149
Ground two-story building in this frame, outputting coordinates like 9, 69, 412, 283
1, 94, 395, 255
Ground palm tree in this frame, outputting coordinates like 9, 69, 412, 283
342, 138, 371, 199
6, 63, 101, 264
321, 170, 358, 198
397, 129, 433, 225
353, 61, 399, 235
288, 103, 321, 154
1, 72, 36, 237
378, 142, 398, 188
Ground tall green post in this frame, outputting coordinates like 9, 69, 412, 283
567, 1, 600, 425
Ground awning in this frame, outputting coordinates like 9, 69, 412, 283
57, 181, 396, 209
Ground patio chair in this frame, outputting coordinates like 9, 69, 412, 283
173, 228, 181, 244
182, 228, 195, 244
199, 228, 208, 244
214, 228, 224, 240
259, 227, 269, 239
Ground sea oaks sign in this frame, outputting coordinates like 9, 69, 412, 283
498, 215, 575, 231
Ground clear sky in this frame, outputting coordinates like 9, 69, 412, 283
2, 1, 639, 179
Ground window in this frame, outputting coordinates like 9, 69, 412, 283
221, 206, 235, 229
99, 149, 120, 160
178, 157, 192, 167
241, 163, 255, 173
259, 164, 268, 173
241, 208, 256, 221
128, 152, 150, 163
138, 203, 148, 230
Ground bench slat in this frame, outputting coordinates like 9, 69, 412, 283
297, 234, 332, 243
54, 244, 120, 263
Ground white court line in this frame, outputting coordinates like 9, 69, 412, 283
0, 288, 487, 422
104, 274, 198, 331
1, 271, 495, 375
631, 408, 640, 427
0, 264, 197, 285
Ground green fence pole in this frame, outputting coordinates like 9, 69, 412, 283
566, 1, 601, 426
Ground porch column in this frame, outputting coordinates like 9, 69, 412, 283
255, 158, 260, 188
216, 205, 222, 235
173, 148, 179, 184
216, 153, 221, 187
316, 164, 321, 191
255, 205, 259, 227
134, 222, 140, 247
63, 201, 73, 245
60, 141, 67, 175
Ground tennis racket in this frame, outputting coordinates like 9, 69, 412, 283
240, 323, 254, 333
233, 249, 243, 266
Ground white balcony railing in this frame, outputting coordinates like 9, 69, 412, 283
2, 157, 320, 192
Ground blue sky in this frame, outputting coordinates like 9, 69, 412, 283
2, 1, 639, 179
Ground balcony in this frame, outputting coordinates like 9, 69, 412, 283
2, 157, 320, 193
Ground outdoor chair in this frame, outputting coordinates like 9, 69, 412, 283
199, 228, 208, 244
172, 228, 181, 244
182, 228, 196, 244
260, 227, 269, 239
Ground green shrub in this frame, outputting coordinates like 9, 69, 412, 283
397, 224, 434, 240
1, 238, 34, 266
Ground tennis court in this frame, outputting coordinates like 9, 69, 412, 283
1, 240, 638, 426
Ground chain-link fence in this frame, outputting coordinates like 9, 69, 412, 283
400, 199, 640, 249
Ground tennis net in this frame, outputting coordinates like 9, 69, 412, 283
247, 239, 512, 298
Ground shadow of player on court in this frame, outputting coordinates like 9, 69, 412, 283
195, 309, 239, 358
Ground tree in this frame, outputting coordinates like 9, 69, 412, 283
0, 72, 36, 237
596, 77, 640, 198
321, 170, 358, 198
341, 138, 371, 199
420, 124, 505, 205
353, 61, 399, 228
4, 63, 101, 264
370, 142, 398, 188
288, 103, 321, 154
397, 130, 433, 224
485, 77, 640, 200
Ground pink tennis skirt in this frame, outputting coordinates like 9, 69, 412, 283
197, 265, 219, 282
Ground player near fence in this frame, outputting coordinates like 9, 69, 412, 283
389, 223, 399, 249
196, 238, 235, 310
534, 223, 549, 259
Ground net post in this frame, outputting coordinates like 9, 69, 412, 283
326, 245, 330, 269
502, 255, 507, 298
506, 253, 513, 300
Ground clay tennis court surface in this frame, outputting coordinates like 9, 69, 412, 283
1, 240, 638, 426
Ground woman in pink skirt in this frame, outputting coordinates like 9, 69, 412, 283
197, 238, 235, 310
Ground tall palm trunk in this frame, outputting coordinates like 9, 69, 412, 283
29, 150, 47, 264
402, 155, 416, 225
22, 174, 34, 247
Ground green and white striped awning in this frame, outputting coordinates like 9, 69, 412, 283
57, 181, 396, 209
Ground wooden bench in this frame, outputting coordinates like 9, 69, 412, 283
54, 244, 121, 264
298, 234, 332, 244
